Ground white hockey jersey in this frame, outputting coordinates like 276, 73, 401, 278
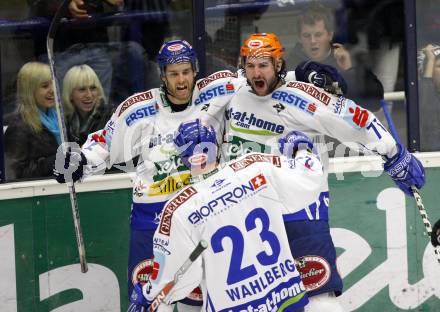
222, 80, 398, 163
80, 71, 241, 229
145, 151, 327, 311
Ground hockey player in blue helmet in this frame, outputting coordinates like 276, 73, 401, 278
54, 39, 205, 312
138, 119, 324, 312
157, 40, 199, 108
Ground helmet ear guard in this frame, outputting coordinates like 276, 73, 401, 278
157, 39, 199, 75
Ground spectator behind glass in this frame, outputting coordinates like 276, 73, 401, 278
417, 44, 440, 151
4, 62, 61, 180
27, 0, 120, 101
286, 4, 384, 112
62, 64, 113, 146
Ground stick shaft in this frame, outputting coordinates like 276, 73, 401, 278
46, 0, 88, 273
148, 240, 208, 312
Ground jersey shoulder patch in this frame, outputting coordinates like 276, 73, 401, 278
117, 89, 156, 117
196, 70, 238, 90
229, 153, 281, 172
158, 186, 198, 236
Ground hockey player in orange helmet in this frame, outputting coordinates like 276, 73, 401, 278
239, 33, 287, 96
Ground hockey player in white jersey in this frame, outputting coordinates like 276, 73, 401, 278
138, 118, 329, 312
53, 39, 224, 312
199, 33, 425, 310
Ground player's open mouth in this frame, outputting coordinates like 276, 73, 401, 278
254, 80, 265, 89
176, 85, 187, 91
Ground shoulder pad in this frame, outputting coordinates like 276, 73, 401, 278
196, 70, 238, 90
115, 89, 158, 117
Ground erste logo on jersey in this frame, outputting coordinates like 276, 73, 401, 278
194, 83, 235, 105
125, 104, 157, 126
118, 91, 153, 116
295, 256, 331, 292
229, 153, 281, 172
272, 90, 316, 115
197, 71, 238, 89
159, 187, 197, 235
287, 81, 331, 106
187, 174, 267, 225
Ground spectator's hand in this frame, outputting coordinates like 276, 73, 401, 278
332, 43, 352, 71
383, 144, 425, 197
422, 44, 438, 61
69, 0, 89, 19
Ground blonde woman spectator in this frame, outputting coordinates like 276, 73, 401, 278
63, 64, 113, 146
4, 62, 60, 180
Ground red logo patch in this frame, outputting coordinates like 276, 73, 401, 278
226, 83, 235, 91
349, 106, 369, 128
251, 174, 267, 189
296, 255, 331, 292
307, 103, 317, 113
131, 259, 154, 286
91, 130, 107, 143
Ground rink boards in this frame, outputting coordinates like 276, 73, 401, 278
0, 153, 440, 312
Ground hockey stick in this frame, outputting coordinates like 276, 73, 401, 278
147, 240, 208, 312
380, 99, 440, 263
47, 0, 88, 273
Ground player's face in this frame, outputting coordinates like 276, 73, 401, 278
433, 58, 440, 92
244, 57, 280, 96
163, 63, 196, 104
299, 20, 333, 62
71, 84, 100, 116
34, 80, 55, 110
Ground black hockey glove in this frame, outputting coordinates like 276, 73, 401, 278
295, 60, 348, 95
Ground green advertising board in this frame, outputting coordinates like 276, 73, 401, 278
1, 158, 439, 311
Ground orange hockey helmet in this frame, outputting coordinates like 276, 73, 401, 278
240, 33, 285, 62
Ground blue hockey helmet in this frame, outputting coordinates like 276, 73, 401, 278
174, 119, 217, 170
157, 40, 198, 75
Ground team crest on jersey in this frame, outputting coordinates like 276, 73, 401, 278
295, 256, 331, 292
131, 259, 160, 286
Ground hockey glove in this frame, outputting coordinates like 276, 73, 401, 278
278, 131, 314, 158
295, 60, 348, 95
174, 119, 217, 169
128, 283, 152, 312
53, 145, 87, 183
432, 219, 440, 247
383, 144, 425, 196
